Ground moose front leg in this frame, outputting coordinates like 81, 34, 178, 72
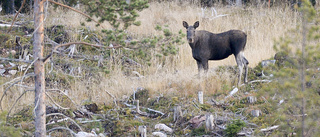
202, 60, 209, 73
197, 60, 203, 73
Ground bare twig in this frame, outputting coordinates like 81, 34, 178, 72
47, 0, 102, 28
20, 57, 38, 86
46, 89, 78, 107
0, 57, 32, 63
147, 108, 165, 115
6, 89, 34, 124
106, 90, 118, 107
47, 127, 76, 136
45, 92, 70, 110
43, 42, 121, 64
7, 0, 26, 33
260, 125, 279, 132
46, 113, 83, 131
248, 79, 272, 84
77, 119, 102, 124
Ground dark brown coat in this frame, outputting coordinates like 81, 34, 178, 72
183, 21, 249, 86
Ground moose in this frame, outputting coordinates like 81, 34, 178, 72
183, 21, 249, 86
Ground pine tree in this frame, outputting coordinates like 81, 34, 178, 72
257, 0, 320, 136
80, 0, 149, 46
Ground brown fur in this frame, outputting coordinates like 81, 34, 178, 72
183, 21, 249, 86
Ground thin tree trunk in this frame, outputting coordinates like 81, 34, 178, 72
300, 1, 307, 136
33, 0, 46, 136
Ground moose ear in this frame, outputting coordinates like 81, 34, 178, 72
194, 21, 199, 29
183, 21, 189, 29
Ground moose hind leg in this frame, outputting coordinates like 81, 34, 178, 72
243, 57, 249, 83
235, 54, 244, 86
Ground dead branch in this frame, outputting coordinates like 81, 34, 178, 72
0, 73, 34, 87
106, 90, 118, 107
0, 73, 35, 110
20, 57, 39, 86
147, 108, 165, 116
0, 57, 32, 63
46, 113, 83, 131
47, 118, 69, 125
45, 92, 70, 110
7, 0, 26, 33
212, 131, 223, 137
6, 89, 34, 124
260, 125, 279, 132
77, 119, 103, 124
43, 42, 121, 64
47, 127, 76, 136
248, 80, 272, 84
46, 89, 78, 107
47, 0, 102, 28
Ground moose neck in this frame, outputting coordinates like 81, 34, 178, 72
188, 35, 199, 49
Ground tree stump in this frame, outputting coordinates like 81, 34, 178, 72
247, 96, 257, 104
205, 114, 215, 131
138, 126, 147, 137
174, 105, 182, 122
198, 91, 203, 104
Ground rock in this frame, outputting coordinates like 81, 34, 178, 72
152, 132, 167, 137
188, 115, 206, 128
75, 131, 96, 137
154, 123, 173, 133
98, 133, 106, 137
9, 62, 16, 67
8, 70, 17, 75
0, 69, 5, 75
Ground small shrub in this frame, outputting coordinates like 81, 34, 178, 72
225, 119, 245, 137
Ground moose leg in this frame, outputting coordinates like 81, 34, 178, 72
196, 60, 203, 77
202, 60, 209, 73
243, 57, 249, 83
197, 60, 203, 73
235, 54, 244, 86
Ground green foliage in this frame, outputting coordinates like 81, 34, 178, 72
191, 126, 206, 136
257, 0, 320, 136
225, 119, 245, 137
81, 0, 148, 46
79, 1, 184, 71
0, 111, 22, 137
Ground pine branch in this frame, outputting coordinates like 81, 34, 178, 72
48, 0, 103, 28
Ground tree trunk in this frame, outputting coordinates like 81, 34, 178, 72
33, 0, 46, 136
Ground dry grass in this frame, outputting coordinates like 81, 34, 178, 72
1, 1, 301, 111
